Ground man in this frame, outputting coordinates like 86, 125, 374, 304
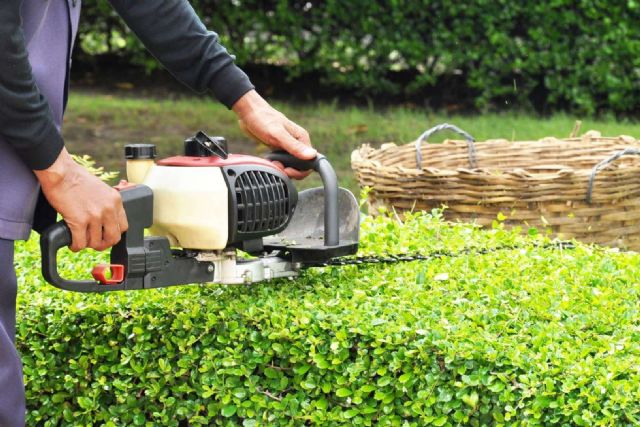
0, 1, 316, 425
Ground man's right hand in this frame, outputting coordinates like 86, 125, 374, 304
34, 148, 128, 252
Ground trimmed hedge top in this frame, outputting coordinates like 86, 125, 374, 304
17, 210, 640, 426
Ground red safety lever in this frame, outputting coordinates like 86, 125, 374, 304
91, 264, 125, 285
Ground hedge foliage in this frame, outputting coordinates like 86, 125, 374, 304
16, 209, 640, 426
78, 1, 640, 114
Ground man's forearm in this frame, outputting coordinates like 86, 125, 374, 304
33, 148, 75, 189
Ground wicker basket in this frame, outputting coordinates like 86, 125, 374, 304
351, 123, 640, 250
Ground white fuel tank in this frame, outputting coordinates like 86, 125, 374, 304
127, 161, 229, 250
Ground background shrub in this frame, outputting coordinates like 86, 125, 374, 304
77, 0, 640, 115
17, 211, 640, 426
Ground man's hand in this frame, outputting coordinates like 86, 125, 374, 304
232, 90, 316, 179
34, 148, 128, 252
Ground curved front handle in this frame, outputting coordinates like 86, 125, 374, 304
266, 151, 339, 246
40, 221, 121, 292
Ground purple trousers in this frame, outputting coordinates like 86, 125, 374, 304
0, 240, 23, 427
1, 1, 81, 425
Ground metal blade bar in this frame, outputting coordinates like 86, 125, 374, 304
305, 241, 576, 268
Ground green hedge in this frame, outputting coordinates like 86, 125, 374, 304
78, 1, 640, 114
16, 210, 640, 426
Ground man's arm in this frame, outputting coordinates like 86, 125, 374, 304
0, 0, 64, 170
107, 0, 253, 108
1, 1, 128, 250
109, 0, 318, 178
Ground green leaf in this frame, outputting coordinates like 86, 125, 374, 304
377, 376, 392, 387
433, 415, 448, 426
233, 388, 247, 399
264, 367, 279, 379
344, 409, 359, 418
462, 392, 479, 408
399, 373, 413, 383
222, 405, 237, 418
51, 393, 68, 404
360, 384, 376, 393
133, 413, 146, 426
316, 398, 328, 410
336, 388, 353, 398
313, 355, 330, 370
488, 381, 505, 392
77, 396, 93, 410
294, 364, 311, 375
301, 380, 317, 390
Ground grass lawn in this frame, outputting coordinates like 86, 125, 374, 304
64, 90, 640, 195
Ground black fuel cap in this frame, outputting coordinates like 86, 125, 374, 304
184, 131, 228, 158
125, 144, 157, 160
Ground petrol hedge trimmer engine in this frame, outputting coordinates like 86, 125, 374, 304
41, 132, 360, 292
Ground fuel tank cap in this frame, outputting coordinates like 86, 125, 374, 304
125, 144, 157, 160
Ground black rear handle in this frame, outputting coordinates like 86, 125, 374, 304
40, 221, 117, 292
39, 185, 154, 292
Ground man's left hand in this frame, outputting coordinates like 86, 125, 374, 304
232, 90, 316, 179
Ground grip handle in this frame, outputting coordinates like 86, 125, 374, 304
40, 221, 116, 292
266, 151, 320, 172
39, 184, 154, 292
266, 151, 340, 246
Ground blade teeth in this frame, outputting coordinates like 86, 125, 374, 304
317, 241, 574, 268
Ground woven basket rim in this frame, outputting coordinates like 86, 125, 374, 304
352, 133, 640, 177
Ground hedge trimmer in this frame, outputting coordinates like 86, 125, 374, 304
40, 132, 572, 292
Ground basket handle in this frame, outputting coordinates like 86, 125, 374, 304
586, 147, 640, 204
415, 123, 477, 170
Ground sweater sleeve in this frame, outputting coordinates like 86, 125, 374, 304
0, 0, 65, 170
108, 0, 255, 108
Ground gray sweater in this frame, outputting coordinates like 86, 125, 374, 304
0, 0, 254, 170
